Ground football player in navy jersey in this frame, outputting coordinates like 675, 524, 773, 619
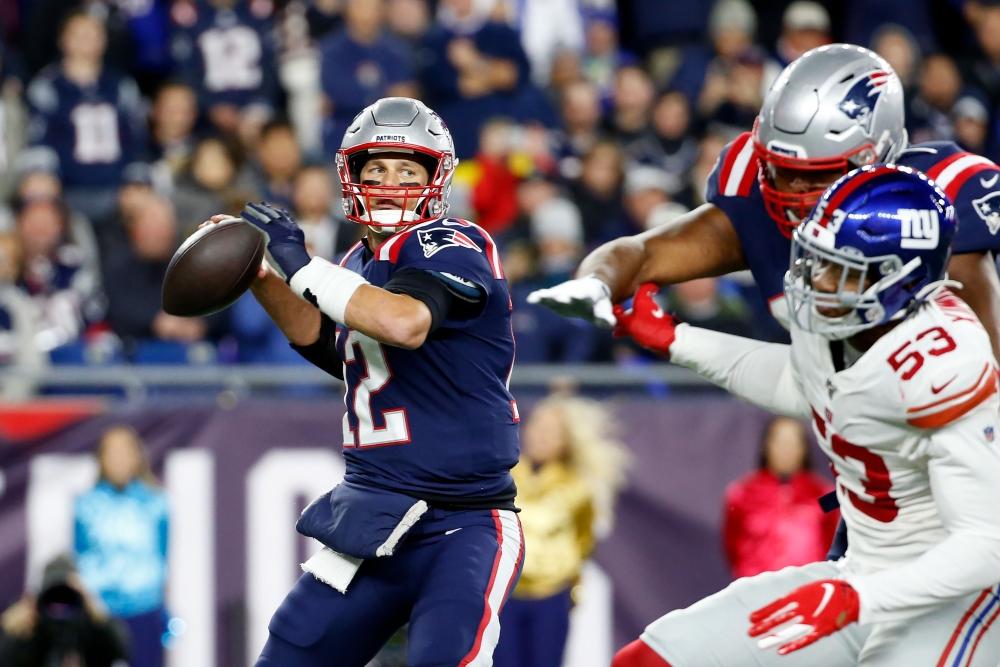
203, 97, 522, 667
530, 44, 1000, 578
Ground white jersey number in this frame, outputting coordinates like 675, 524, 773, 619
341, 330, 411, 448
198, 27, 263, 92
70, 103, 121, 164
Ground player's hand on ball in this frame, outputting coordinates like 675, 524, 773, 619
748, 580, 859, 655
240, 202, 311, 282
526, 275, 616, 327
200, 215, 269, 281
612, 283, 679, 356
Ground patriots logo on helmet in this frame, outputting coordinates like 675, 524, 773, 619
417, 228, 482, 258
837, 71, 890, 135
972, 191, 1000, 235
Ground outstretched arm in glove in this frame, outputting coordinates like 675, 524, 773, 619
614, 283, 810, 419
527, 204, 747, 326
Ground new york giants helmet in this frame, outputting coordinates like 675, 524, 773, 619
785, 164, 956, 339
755, 44, 908, 235
337, 97, 457, 231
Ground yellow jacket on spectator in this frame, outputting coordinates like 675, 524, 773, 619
511, 457, 596, 599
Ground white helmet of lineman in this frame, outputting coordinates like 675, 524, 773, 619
336, 97, 458, 232
754, 44, 908, 234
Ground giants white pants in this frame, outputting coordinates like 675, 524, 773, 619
639, 560, 1000, 667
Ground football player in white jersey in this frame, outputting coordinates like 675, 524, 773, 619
610, 164, 1000, 667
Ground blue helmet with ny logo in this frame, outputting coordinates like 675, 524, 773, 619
784, 164, 957, 339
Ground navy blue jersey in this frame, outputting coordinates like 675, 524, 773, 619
706, 132, 1000, 325
334, 219, 519, 500
170, 0, 278, 111
26, 66, 145, 188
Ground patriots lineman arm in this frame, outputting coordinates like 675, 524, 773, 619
539, 203, 1000, 363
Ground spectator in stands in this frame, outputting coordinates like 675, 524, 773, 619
16, 197, 102, 351
0, 50, 28, 203
319, 0, 418, 156
495, 394, 628, 667
549, 47, 584, 101
304, 0, 345, 41
774, 1, 830, 66
103, 193, 207, 345
844, 0, 936, 56
671, 0, 758, 107
908, 53, 963, 144
170, 0, 278, 143
605, 66, 653, 144
683, 132, 728, 209
471, 118, 523, 236
0, 232, 46, 393
418, 0, 545, 158
709, 46, 768, 135
964, 0, 1000, 110
172, 136, 256, 236
0, 556, 130, 667
253, 120, 302, 208
387, 0, 430, 45
581, 11, 633, 110
555, 80, 604, 179
148, 82, 199, 180
723, 416, 838, 580
15, 161, 101, 276
872, 24, 921, 90
953, 93, 990, 154
531, 190, 584, 283
626, 90, 697, 198
568, 140, 624, 244
510, 0, 584, 87
664, 277, 754, 338
292, 165, 355, 260
27, 11, 146, 223
75, 424, 169, 667
622, 165, 671, 231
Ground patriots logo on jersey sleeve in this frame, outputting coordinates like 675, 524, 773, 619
838, 71, 889, 135
972, 191, 1000, 235
417, 227, 483, 258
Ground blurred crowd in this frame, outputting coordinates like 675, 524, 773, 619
0, 0, 996, 377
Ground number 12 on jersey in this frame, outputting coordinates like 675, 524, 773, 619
341, 329, 411, 448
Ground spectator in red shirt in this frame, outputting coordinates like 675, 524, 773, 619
722, 416, 838, 580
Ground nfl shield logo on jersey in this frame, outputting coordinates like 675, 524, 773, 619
986, 426, 995, 442
417, 228, 483, 258
972, 191, 1000, 235
838, 71, 890, 135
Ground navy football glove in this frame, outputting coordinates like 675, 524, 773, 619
241, 202, 311, 281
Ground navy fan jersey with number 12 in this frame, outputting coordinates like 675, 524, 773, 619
334, 218, 519, 500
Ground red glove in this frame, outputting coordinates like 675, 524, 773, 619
748, 580, 859, 655
612, 283, 679, 356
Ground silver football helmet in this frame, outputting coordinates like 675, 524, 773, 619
754, 44, 907, 236
337, 97, 457, 231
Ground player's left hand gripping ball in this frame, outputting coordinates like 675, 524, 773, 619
241, 202, 311, 282
748, 579, 859, 655
612, 283, 679, 356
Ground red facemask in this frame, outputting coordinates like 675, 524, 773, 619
752, 120, 878, 239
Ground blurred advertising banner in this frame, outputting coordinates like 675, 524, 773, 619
0, 397, 774, 667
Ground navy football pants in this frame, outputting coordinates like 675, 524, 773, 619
256, 508, 523, 667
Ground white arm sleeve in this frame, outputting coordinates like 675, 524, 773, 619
848, 403, 1000, 624
669, 323, 810, 419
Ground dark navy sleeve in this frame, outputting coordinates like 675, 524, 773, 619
950, 165, 1000, 254
392, 222, 500, 327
